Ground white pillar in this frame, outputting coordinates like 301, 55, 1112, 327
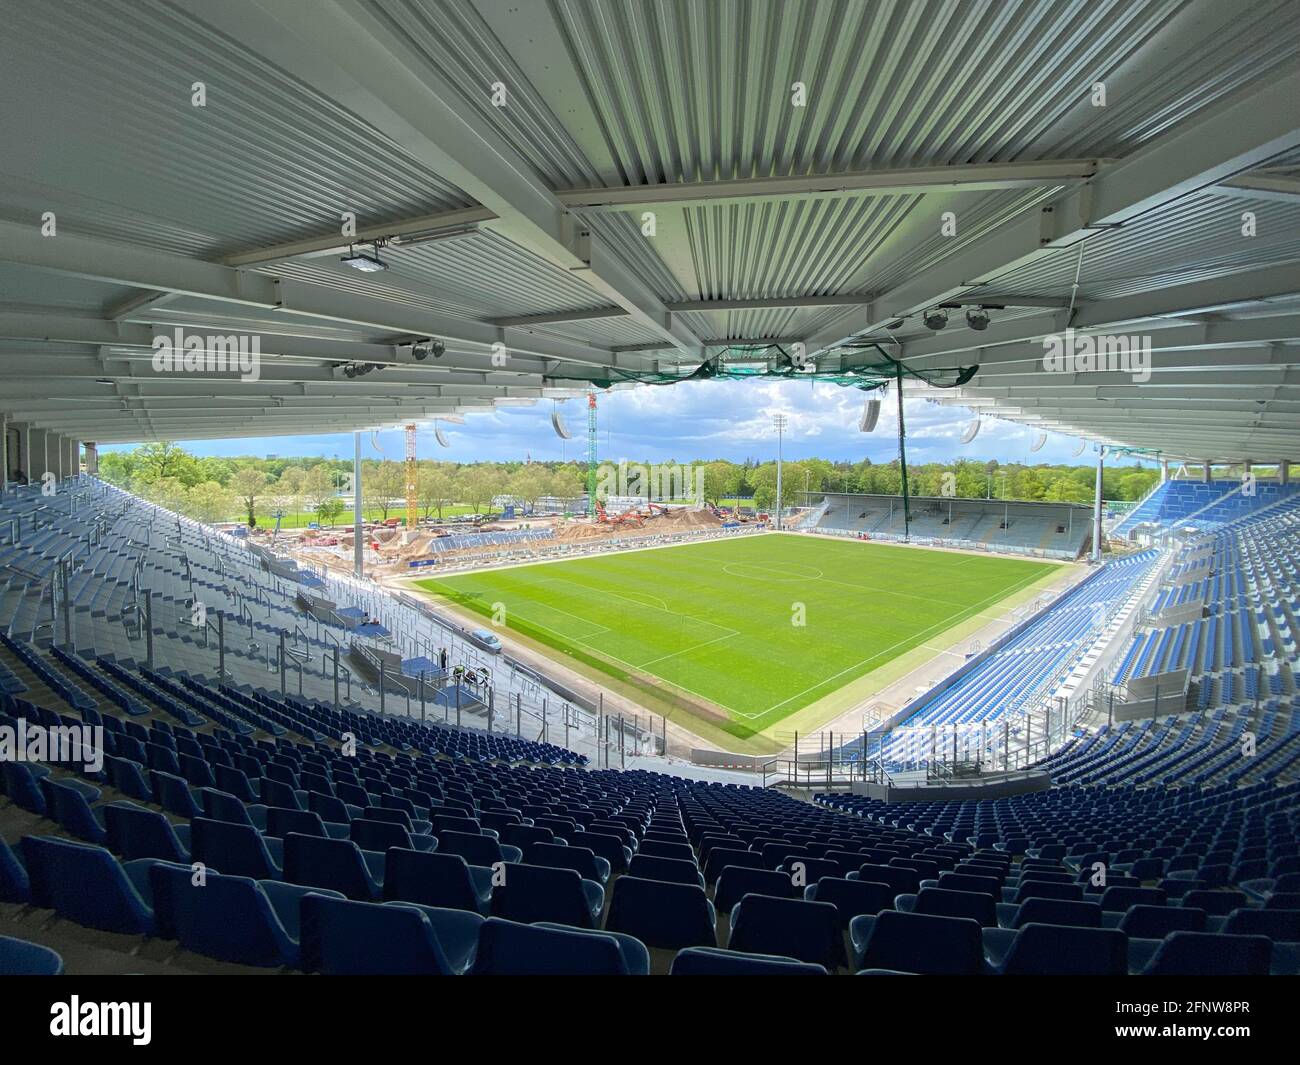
1282, 460, 1290, 486
29, 428, 47, 484
1202, 461, 1211, 483
1160, 459, 1169, 483
353, 432, 364, 578
1092, 448, 1105, 563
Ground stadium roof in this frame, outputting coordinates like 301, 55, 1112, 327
1, 0, 1298, 460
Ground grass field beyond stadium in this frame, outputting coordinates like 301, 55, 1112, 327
415, 534, 1062, 739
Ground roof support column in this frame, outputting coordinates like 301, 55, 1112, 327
30, 428, 48, 486
1092, 449, 1105, 564
1203, 462, 1212, 483
84, 442, 99, 477
1281, 460, 1290, 486
353, 432, 363, 580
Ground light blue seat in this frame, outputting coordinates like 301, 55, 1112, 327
299, 893, 482, 975
0, 934, 63, 975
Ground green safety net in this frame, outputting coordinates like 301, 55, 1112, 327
562, 343, 979, 392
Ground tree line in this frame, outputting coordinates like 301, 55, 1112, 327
97, 443, 1162, 527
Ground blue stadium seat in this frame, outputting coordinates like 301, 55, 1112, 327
472, 918, 648, 976
299, 893, 482, 975
191, 817, 283, 880
150, 770, 203, 818
500, 824, 554, 852
728, 894, 845, 970
490, 862, 602, 928
703, 847, 764, 885
572, 830, 631, 874
525, 842, 610, 884
350, 817, 436, 854
850, 863, 918, 894
21, 835, 155, 935
105, 755, 153, 802
1141, 932, 1272, 976
1005, 897, 1103, 929
907, 887, 998, 927
1222, 907, 1300, 943
606, 876, 717, 950
0, 834, 31, 903
1099, 885, 1166, 912
671, 946, 827, 976
436, 829, 521, 867
714, 865, 798, 914
636, 839, 695, 863
805, 877, 895, 929
265, 806, 347, 840
1118, 904, 1207, 939
0, 934, 63, 975
936, 871, 1001, 897
199, 788, 266, 830
1181, 889, 1249, 916
851, 911, 985, 975
995, 923, 1128, 975
104, 801, 190, 863
627, 853, 704, 887
149, 863, 316, 968
39, 778, 107, 845
283, 832, 383, 901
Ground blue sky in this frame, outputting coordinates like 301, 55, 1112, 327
103, 379, 1154, 469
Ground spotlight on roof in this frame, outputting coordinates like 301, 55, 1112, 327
342, 364, 358, 379
430, 339, 445, 359
965, 308, 991, 331
340, 247, 388, 272
885, 318, 907, 331
411, 338, 432, 361
922, 308, 948, 331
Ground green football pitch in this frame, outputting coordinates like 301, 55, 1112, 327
414, 534, 1060, 739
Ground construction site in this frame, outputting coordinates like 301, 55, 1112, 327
265, 397, 765, 585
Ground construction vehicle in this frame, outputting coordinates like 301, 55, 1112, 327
594, 501, 644, 528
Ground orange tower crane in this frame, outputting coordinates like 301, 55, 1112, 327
405, 423, 418, 530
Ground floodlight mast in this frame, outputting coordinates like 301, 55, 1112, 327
773, 413, 788, 530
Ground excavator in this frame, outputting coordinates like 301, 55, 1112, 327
594, 501, 644, 528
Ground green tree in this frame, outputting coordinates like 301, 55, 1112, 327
315, 497, 345, 527
134, 441, 200, 487
96, 451, 133, 487
364, 462, 406, 521
229, 468, 269, 527
417, 465, 455, 519
268, 467, 306, 523
505, 466, 550, 514
186, 481, 235, 524
141, 476, 189, 513
302, 464, 337, 514
458, 466, 500, 514
702, 461, 741, 506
